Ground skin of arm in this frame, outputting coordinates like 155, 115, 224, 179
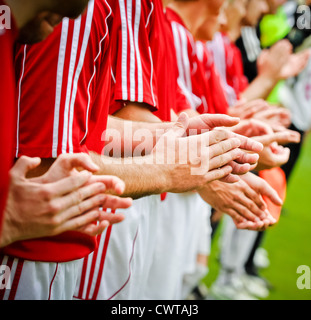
1, 154, 132, 247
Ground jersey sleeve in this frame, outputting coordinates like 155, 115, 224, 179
170, 20, 202, 112
109, 0, 158, 115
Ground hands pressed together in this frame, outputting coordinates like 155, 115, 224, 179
2, 98, 302, 247
0, 154, 132, 248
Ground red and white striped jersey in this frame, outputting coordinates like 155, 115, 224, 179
166, 8, 202, 113
74, 0, 192, 300
195, 40, 228, 115
166, 8, 229, 115
152, 1, 192, 121
208, 31, 238, 107
108, 0, 158, 115
221, 32, 249, 100
0, 2, 18, 238
1, 0, 113, 263
14, 0, 112, 159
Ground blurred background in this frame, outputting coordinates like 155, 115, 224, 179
205, 132, 311, 300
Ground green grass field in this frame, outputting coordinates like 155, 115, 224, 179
204, 132, 311, 300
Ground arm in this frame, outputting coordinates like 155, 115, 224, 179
241, 41, 310, 102
198, 172, 282, 231
0, 154, 132, 247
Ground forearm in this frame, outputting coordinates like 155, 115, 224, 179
89, 151, 171, 199
107, 115, 173, 157
241, 75, 277, 102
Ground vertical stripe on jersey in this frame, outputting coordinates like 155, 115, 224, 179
145, 1, 154, 28
134, 0, 143, 102
126, 0, 136, 101
15, 45, 27, 158
107, 228, 139, 300
8, 259, 24, 300
179, 26, 192, 95
171, 22, 196, 110
80, 1, 112, 145
68, 0, 95, 153
148, 47, 156, 106
61, 16, 82, 154
52, 19, 69, 158
119, 0, 128, 101
241, 27, 261, 63
0, 257, 23, 300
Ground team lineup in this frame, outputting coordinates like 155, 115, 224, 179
0, 0, 310, 300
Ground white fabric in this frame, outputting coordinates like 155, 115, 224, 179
143, 192, 211, 300
0, 256, 83, 300
74, 195, 160, 300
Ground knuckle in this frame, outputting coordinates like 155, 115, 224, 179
50, 214, 62, 227
47, 201, 61, 214
40, 186, 54, 200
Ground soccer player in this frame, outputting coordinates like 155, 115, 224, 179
74, 0, 271, 301
0, 0, 132, 248
1, 0, 263, 300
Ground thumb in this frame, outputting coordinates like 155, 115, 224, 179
11, 156, 42, 178
261, 181, 283, 207
171, 112, 189, 138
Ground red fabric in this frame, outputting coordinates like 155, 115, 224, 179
195, 41, 228, 115
2, 0, 112, 262
108, 0, 158, 115
222, 33, 249, 99
0, 2, 18, 240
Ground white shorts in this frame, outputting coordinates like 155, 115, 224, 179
74, 195, 160, 300
0, 254, 83, 300
143, 192, 212, 300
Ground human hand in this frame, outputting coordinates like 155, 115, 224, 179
153, 113, 257, 192
228, 99, 271, 119
198, 172, 282, 231
0, 154, 132, 247
256, 143, 291, 171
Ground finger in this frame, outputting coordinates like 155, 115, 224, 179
47, 170, 93, 197
219, 174, 241, 184
52, 188, 111, 222
225, 208, 247, 225
259, 180, 283, 206
236, 220, 266, 231
229, 161, 251, 175
243, 104, 270, 119
231, 201, 263, 223
55, 209, 104, 235
209, 148, 246, 171
100, 195, 133, 210
204, 165, 233, 183
208, 137, 241, 159
234, 150, 260, 165
199, 114, 240, 129
11, 156, 42, 178
56, 153, 100, 173
237, 192, 267, 220
77, 220, 110, 237
206, 129, 233, 146
243, 184, 267, 211
254, 131, 301, 147
98, 210, 126, 225
234, 133, 264, 153
87, 175, 126, 195
171, 112, 189, 138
